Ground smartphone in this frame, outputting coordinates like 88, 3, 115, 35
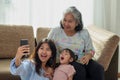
20, 39, 28, 46
20, 39, 29, 53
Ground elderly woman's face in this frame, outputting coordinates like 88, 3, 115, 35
62, 13, 78, 32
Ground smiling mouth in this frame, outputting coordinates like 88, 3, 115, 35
65, 27, 70, 29
61, 57, 64, 60
41, 55, 47, 58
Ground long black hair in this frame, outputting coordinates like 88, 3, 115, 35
33, 38, 56, 75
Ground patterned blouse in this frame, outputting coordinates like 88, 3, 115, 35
47, 27, 95, 60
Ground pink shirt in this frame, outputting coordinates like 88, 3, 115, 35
53, 64, 76, 80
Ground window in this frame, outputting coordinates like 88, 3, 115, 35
0, 0, 94, 35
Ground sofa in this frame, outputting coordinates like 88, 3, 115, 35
0, 24, 119, 80
0, 24, 35, 80
36, 25, 119, 80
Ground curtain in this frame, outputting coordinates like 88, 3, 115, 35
94, 0, 120, 36
31, 0, 94, 28
0, 0, 94, 32
0, 0, 31, 25
94, 0, 120, 73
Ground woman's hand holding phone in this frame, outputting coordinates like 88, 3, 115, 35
15, 39, 30, 67
16, 45, 30, 58
20, 39, 30, 55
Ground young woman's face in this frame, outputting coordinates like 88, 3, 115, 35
60, 50, 73, 64
62, 13, 78, 32
38, 43, 52, 63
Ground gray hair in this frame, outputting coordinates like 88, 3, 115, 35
61, 6, 83, 31
63, 6, 82, 24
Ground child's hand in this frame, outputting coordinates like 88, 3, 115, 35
44, 68, 53, 80
44, 72, 52, 80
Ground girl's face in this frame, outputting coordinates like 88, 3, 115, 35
62, 13, 78, 32
60, 50, 73, 64
38, 43, 52, 63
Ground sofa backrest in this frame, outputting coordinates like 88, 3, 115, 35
36, 27, 51, 43
0, 24, 35, 59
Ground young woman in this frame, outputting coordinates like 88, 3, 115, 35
53, 48, 77, 80
10, 38, 57, 80
47, 6, 104, 80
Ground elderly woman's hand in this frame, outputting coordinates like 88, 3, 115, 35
79, 53, 92, 65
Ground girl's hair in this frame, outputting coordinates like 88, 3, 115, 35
55, 48, 78, 68
30, 38, 57, 75
62, 48, 78, 62
60, 6, 83, 32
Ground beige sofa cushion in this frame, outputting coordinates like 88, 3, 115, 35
0, 59, 20, 80
0, 59, 11, 73
0, 24, 35, 59
87, 25, 119, 71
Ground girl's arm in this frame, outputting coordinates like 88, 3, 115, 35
15, 45, 30, 67
10, 45, 31, 76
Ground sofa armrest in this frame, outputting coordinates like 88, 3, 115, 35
86, 25, 119, 71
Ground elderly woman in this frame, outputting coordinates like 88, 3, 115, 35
47, 6, 104, 80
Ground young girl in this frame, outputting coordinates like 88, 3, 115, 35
53, 48, 77, 80
10, 38, 57, 80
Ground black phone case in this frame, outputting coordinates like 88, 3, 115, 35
20, 39, 28, 46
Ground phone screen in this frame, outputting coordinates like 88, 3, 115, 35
20, 39, 28, 46
20, 39, 29, 54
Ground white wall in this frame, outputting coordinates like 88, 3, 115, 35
117, 0, 120, 73
116, 0, 120, 36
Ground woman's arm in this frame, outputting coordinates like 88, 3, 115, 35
10, 59, 33, 79
15, 45, 30, 67
79, 29, 95, 65
10, 45, 30, 75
